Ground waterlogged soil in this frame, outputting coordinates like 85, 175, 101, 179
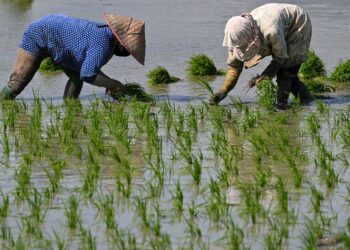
0, 0, 350, 249
0, 97, 349, 249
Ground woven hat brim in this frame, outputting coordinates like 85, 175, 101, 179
104, 14, 145, 65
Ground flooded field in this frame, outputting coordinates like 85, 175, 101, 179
0, 0, 350, 249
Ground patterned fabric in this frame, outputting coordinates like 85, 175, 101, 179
227, 3, 312, 68
20, 14, 116, 82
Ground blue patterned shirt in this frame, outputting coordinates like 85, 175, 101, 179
20, 14, 116, 82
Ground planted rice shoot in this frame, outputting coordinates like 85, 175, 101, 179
147, 66, 180, 85
186, 54, 225, 77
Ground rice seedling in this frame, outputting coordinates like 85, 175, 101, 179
301, 217, 324, 250
26, 188, 45, 222
95, 192, 116, 230
64, 194, 81, 229
237, 182, 266, 224
79, 227, 97, 250
171, 180, 184, 215
39, 57, 62, 72
186, 54, 224, 77
1, 126, 10, 157
147, 66, 180, 85
0, 191, 9, 218
330, 59, 350, 82
194, 78, 214, 96
221, 218, 246, 250
134, 195, 149, 228
264, 217, 289, 250
299, 50, 326, 80
310, 184, 324, 214
256, 79, 276, 111
15, 163, 31, 200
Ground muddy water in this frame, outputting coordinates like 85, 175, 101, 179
0, 0, 350, 249
0, 0, 349, 101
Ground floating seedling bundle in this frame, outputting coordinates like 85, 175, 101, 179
186, 54, 225, 77
147, 66, 180, 85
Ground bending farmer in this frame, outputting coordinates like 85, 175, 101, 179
210, 3, 314, 109
0, 13, 145, 100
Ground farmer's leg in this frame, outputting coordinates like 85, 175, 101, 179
62, 69, 83, 99
0, 48, 43, 100
276, 68, 292, 110
289, 65, 314, 103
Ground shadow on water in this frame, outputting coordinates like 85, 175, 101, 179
0, 0, 33, 11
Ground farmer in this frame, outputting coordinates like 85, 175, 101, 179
0, 13, 145, 100
210, 3, 314, 109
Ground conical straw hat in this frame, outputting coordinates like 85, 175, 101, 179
104, 13, 146, 65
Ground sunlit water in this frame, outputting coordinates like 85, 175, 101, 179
0, 0, 350, 249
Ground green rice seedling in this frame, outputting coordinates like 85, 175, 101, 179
306, 113, 321, 142
330, 59, 350, 82
264, 217, 289, 250
26, 188, 45, 222
20, 216, 44, 240
248, 131, 270, 156
95, 193, 116, 230
15, 163, 31, 200
147, 66, 180, 85
171, 180, 184, 215
237, 182, 265, 224
0, 191, 9, 218
1, 126, 10, 157
299, 50, 326, 79
0, 224, 15, 247
256, 79, 276, 111
134, 195, 149, 228
39, 57, 62, 72
285, 155, 304, 188
52, 230, 68, 250
116, 173, 132, 198
275, 177, 290, 219
186, 54, 224, 77
194, 78, 214, 96
206, 178, 228, 223
31, 92, 42, 131
44, 159, 65, 195
310, 184, 324, 214
79, 227, 97, 250
188, 153, 202, 185
146, 179, 163, 198
82, 148, 100, 197
221, 218, 246, 250
301, 217, 323, 250
64, 194, 80, 229
253, 163, 272, 188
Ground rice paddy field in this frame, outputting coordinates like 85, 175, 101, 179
0, 0, 350, 249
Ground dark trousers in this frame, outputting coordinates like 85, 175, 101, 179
276, 64, 314, 105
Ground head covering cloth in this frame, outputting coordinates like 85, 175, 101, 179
223, 13, 260, 61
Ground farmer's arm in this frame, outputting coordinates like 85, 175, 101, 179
80, 49, 126, 93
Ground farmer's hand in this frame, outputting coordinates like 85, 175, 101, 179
244, 74, 265, 93
105, 82, 127, 100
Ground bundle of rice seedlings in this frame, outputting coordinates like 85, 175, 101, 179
124, 82, 154, 103
299, 50, 326, 79
330, 59, 350, 82
186, 54, 225, 77
147, 66, 180, 85
39, 57, 62, 72
304, 79, 335, 93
